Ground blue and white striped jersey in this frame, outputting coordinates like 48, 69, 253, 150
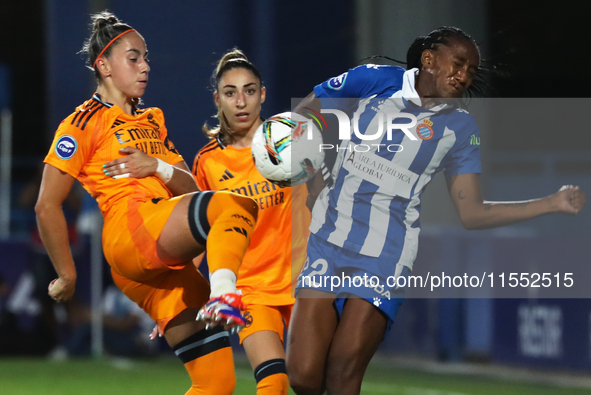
309, 65, 481, 272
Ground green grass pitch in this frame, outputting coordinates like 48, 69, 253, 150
0, 356, 590, 394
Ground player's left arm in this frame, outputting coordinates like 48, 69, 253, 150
102, 146, 198, 195
446, 173, 586, 230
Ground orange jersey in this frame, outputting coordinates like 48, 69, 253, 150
193, 137, 310, 306
43, 95, 203, 328
44, 94, 184, 219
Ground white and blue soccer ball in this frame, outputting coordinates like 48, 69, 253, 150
251, 112, 325, 187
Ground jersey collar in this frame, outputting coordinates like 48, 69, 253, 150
92, 93, 113, 108
401, 69, 422, 107
216, 133, 227, 149
401, 69, 453, 113
92, 93, 138, 115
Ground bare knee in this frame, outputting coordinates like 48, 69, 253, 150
163, 308, 205, 347
287, 360, 324, 395
324, 350, 368, 394
286, 297, 338, 395
286, 330, 325, 394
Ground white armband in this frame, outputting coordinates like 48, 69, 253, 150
155, 158, 174, 184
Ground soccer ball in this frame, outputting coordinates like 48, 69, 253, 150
251, 112, 325, 187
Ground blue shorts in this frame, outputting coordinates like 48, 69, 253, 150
296, 233, 408, 332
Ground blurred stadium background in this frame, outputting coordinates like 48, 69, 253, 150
1, 0, 590, 393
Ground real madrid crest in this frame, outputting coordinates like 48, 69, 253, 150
416, 118, 434, 141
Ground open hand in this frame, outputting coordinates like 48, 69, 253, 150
103, 147, 158, 179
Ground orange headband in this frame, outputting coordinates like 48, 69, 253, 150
93, 29, 136, 69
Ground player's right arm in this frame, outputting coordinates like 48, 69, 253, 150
35, 164, 77, 302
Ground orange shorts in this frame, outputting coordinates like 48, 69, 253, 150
103, 196, 190, 282
111, 264, 210, 332
103, 195, 209, 331
239, 304, 293, 344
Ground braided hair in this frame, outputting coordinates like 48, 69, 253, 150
363, 26, 490, 97
408, 27, 487, 97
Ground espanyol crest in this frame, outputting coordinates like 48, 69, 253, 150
416, 119, 434, 141
55, 135, 78, 159
328, 72, 347, 90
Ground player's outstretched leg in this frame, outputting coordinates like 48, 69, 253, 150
188, 191, 258, 331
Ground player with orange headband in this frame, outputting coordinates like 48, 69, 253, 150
35, 11, 256, 394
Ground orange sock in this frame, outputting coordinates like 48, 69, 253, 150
256, 373, 289, 395
173, 327, 236, 395
205, 191, 258, 274
254, 359, 289, 395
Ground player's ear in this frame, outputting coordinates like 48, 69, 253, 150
214, 92, 220, 107
421, 49, 434, 67
260, 86, 266, 104
96, 58, 111, 77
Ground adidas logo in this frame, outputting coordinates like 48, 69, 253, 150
111, 119, 126, 128
219, 169, 235, 182
225, 227, 248, 237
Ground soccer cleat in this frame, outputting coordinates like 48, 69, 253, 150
196, 293, 246, 333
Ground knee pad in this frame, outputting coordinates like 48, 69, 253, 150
187, 191, 258, 247
187, 191, 215, 246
